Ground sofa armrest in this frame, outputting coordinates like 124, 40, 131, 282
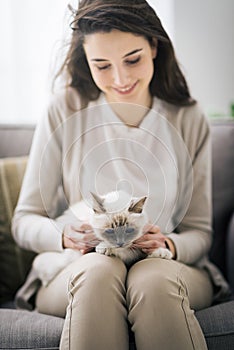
0, 156, 36, 304
227, 212, 234, 293
0, 309, 63, 348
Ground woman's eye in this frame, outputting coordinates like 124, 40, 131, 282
105, 228, 114, 234
96, 64, 111, 71
126, 227, 135, 234
125, 57, 141, 66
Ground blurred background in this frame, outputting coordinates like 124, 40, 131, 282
0, 0, 233, 124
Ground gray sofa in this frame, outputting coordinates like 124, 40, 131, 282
0, 121, 234, 350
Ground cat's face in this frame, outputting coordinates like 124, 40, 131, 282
90, 191, 147, 248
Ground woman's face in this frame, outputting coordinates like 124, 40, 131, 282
83, 30, 157, 107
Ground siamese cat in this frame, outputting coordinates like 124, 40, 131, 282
90, 191, 172, 265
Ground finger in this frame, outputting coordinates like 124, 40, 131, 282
68, 222, 93, 233
64, 230, 84, 241
133, 233, 151, 244
135, 240, 159, 250
89, 238, 101, 247
65, 229, 94, 242
142, 248, 150, 254
63, 235, 85, 250
78, 223, 93, 232
133, 236, 167, 249
80, 233, 100, 247
71, 240, 87, 250
134, 232, 160, 244
143, 224, 160, 234
82, 247, 94, 255
65, 233, 99, 251
145, 233, 166, 243
142, 248, 156, 254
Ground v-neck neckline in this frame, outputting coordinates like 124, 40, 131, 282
98, 93, 161, 132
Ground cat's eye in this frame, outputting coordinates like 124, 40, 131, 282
105, 228, 114, 234
126, 227, 135, 233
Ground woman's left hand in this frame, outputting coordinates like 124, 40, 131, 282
133, 224, 168, 255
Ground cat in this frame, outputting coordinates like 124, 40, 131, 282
90, 190, 173, 265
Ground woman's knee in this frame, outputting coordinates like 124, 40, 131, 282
69, 253, 127, 290
127, 258, 180, 302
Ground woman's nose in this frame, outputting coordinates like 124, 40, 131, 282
112, 66, 129, 86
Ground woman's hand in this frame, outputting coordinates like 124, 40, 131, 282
62, 222, 100, 255
133, 224, 176, 258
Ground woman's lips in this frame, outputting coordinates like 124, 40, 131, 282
113, 81, 138, 95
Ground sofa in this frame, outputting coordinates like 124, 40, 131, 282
0, 120, 234, 350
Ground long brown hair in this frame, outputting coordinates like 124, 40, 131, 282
56, 0, 195, 106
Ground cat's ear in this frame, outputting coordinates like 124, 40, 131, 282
128, 196, 147, 214
90, 192, 106, 214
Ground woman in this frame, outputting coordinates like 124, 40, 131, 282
12, 1, 230, 349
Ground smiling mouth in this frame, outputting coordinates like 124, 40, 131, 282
113, 81, 138, 95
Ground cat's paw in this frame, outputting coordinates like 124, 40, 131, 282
104, 247, 114, 256
95, 243, 113, 256
95, 243, 107, 254
147, 247, 173, 260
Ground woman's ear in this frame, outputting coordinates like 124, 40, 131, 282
151, 38, 158, 59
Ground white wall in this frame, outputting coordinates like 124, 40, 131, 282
0, 1, 233, 124
149, 0, 175, 42
0, 0, 70, 124
173, 0, 234, 116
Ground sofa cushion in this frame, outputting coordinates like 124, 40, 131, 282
0, 302, 234, 350
0, 309, 64, 349
0, 156, 35, 305
196, 300, 234, 349
227, 213, 234, 292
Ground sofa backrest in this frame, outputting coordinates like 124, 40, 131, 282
209, 120, 234, 284
0, 124, 34, 158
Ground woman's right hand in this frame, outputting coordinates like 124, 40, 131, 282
62, 222, 100, 254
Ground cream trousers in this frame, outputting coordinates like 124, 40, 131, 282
36, 253, 213, 350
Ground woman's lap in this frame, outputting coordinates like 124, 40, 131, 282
36, 253, 213, 317
36, 253, 213, 349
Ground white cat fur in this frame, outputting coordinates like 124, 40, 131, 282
90, 191, 173, 265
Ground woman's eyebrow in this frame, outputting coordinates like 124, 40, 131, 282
123, 48, 143, 58
91, 48, 143, 62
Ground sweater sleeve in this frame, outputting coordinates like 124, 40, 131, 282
168, 106, 213, 265
12, 95, 80, 253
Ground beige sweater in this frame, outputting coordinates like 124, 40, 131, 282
12, 88, 230, 301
